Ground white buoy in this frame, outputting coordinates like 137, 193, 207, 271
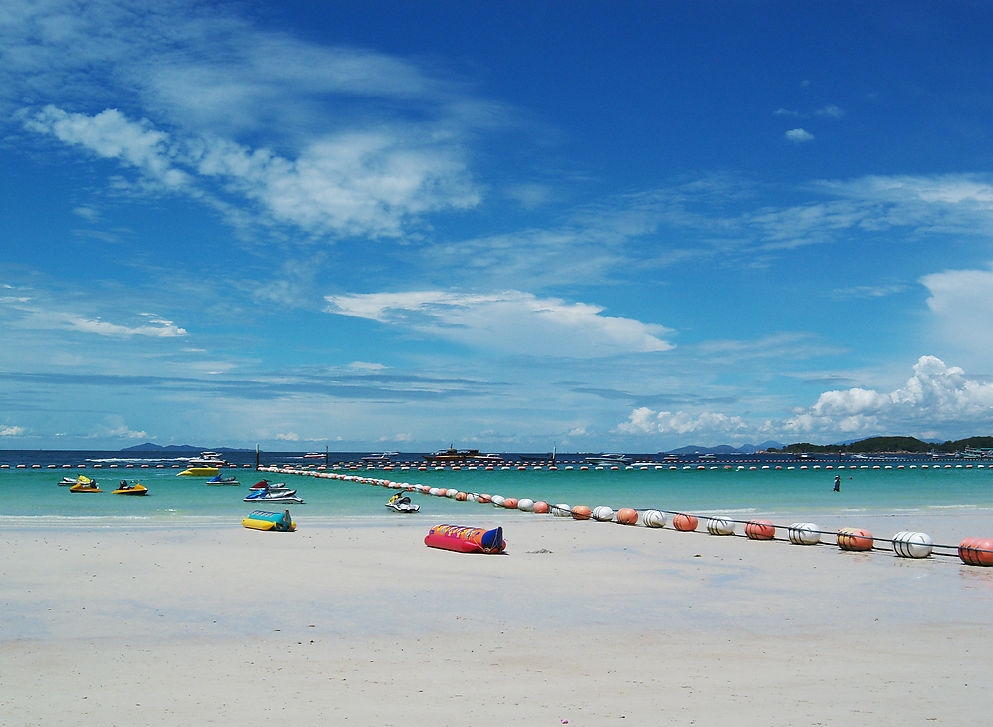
892, 531, 933, 559
491, 495, 506, 507
517, 498, 535, 512
707, 517, 734, 535
592, 505, 615, 521
641, 509, 666, 528
552, 503, 571, 517
788, 522, 821, 545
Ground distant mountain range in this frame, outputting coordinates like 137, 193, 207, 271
121, 443, 253, 453
666, 442, 784, 455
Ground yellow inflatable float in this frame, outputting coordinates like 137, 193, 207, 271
242, 509, 296, 532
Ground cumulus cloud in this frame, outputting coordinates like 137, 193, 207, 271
619, 356, 993, 444
325, 290, 675, 357
785, 128, 814, 143
0, 425, 26, 436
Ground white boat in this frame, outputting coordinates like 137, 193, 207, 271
361, 452, 399, 462
303, 452, 327, 459
584, 453, 632, 466
188, 450, 228, 467
473, 453, 504, 462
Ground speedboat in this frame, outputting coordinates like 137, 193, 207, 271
59, 474, 96, 487
70, 481, 103, 493
584, 453, 632, 466
244, 488, 304, 504
206, 474, 240, 486
178, 467, 220, 476
473, 453, 504, 462
112, 480, 148, 495
303, 451, 327, 459
385, 491, 420, 513
361, 452, 399, 462
187, 451, 228, 467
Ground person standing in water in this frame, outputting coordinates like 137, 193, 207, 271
833, 474, 841, 492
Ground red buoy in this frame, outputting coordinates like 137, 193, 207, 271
745, 520, 776, 540
616, 508, 638, 525
502, 497, 519, 509
571, 505, 592, 520
672, 513, 698, 531
959, 537, 993, 566
532, 501, 550, 514
837, 527, 874, 551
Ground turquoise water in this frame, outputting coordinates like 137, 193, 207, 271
4, 458, 993, 545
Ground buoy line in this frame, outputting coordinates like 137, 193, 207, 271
265, 466, 993, 566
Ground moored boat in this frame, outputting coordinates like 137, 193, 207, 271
70, 481, 103, 493
423, 446, 481, 462
206, 474, 240, 486
59, 474, 97, 487
584, 453, 632, 466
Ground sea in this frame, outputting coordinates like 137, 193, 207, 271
2, 449, 992, 547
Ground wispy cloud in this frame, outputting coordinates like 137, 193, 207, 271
325, 290, 675, 357
8, 1, 489, 242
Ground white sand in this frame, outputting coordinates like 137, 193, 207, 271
2, 514, 992, 726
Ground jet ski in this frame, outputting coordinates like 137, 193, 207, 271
244, 487, 304, 504
60, 474, 96, 487
386, 491, 419, 513
112, 480, 148, 495
206, 474, 240, 486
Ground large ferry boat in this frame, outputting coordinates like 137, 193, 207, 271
423, 446, 481, 462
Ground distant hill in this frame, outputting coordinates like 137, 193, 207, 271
668, 442, 783, 455
120, 443, 253, 453
769, 435, 993, 454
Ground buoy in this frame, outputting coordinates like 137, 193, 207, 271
571, 505, 592, 520
616, 507, 638, 525
891, 531, 933, 559
958, 537, 993, 566
672, 513, 698, 531
552, 503, 571, 517
745, 520, 775, 540
491, 495, 506, 507
502, 497, 519, 509
517, 498, 535, 512
478, 494, 492, 504
641, 509, 666, 528
532, 501, 550, 514
788, 522, 820, 545
707, 517, 735, 536
592, 505, 614, 521
837, 527, 874, 551
455, 491, 468, 501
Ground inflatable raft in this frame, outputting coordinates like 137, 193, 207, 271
424, 524, 505, 553
242, 509, 296, 532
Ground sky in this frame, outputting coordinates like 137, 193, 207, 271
3, 0, 993, 453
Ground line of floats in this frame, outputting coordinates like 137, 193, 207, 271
259, 465, 993, 567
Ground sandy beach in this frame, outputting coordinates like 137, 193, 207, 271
2, 513, 992, 726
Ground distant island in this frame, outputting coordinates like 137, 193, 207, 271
767, 435, 993, 455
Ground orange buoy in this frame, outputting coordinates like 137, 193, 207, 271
958, 537, 993, 566
571, 505, 592, 520
455, 491, 468, 501
745, 520, 776, 540
672, 513, 698, 531
837, 527, 874, 551
477, 494, 492, 504
502, 497, 519, 509
616, 507, 638, 525
532, 501, 550, 514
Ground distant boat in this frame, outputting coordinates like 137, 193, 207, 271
187, 451, 228, 467
584, 453, 632, 466
423, 446, 480, 462
303, 452, 327, 459
361, 452, 399, 462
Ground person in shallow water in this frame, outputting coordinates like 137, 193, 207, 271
833, 475, 841, 492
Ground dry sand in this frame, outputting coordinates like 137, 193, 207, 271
2, 514, 992, 726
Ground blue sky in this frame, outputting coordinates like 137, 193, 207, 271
3, 1, 993, 452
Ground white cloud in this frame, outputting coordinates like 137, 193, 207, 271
0, 425, 26, 436
67, 314, 187, 338
325, 290, 675, 357
619, 356, 993, 444
782, 355, 993, 437
785, 128, 814, 143
920, 264, 993, 367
